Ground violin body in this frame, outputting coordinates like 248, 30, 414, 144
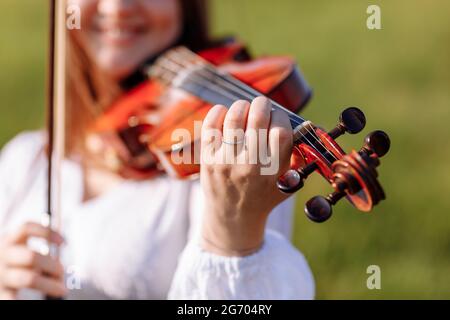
93, 42, 390, 223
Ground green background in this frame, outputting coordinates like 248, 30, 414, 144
1, 0, 449, 299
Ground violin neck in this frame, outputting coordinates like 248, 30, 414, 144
181, 70, 307, 125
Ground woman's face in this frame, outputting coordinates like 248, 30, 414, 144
70, 0, 182, 80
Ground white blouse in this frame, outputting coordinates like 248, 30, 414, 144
0, 132, 314, 300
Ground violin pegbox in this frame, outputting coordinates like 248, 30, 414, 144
277, 107, 390, 223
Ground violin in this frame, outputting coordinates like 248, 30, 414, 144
93, 42, 390, 223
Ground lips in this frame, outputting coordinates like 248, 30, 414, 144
93, 20, 149, 46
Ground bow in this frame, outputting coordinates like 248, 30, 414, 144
46, 0, 66, 299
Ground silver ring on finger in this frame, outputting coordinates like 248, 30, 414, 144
221, 137, 245, 145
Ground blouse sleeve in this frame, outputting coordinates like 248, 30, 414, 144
0, 131, 45, 233
168, 182, 315, 300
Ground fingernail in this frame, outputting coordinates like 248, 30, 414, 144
256, 96, 271, 105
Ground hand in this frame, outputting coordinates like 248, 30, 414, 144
0, 222, 66, 300
200, 96, 293, 256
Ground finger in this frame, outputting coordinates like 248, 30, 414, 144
2, 269, 66, 297
245, 97, 272, 164
222, 100, 249, 143
246, 96, 272, 131
269, 109, 293, 175
4, 246, 64, 278
201, 105, 227, 164
201, 104, 228, 143
5, 222, 64, 245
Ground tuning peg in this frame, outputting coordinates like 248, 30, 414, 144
277, 162, 318, 194
305, 191, 346, 223
328, 107, 366, 139
277, 169, 303, 193
361, 130, 390, 158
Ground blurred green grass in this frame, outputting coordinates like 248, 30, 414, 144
1, 0, 450, 299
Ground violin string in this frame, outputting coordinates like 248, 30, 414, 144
153, 55, 335, 165
306, 121, 340, 158
158, 48, 304, 125
172, 47, 308, 126
155, 50, 310, 132
154, 60, 254, 109
152, 62, 334, 166
151, 50, 336, 164
169, 48, 337, 164
152, 52, 335, 165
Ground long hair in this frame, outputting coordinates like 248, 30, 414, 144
65, 0, 210, 156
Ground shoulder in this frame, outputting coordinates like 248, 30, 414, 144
0, 131, 46, 227
1, 131, 46, 156
0, 130, 46, 176
2, 131, 46, 155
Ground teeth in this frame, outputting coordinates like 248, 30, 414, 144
107, 28, 133, 38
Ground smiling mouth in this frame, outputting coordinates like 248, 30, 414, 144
93, 21, 149, 46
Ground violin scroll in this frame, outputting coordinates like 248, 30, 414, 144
278, 107, 390, 222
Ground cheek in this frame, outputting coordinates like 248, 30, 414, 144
103, 7, 181, 78
144, 0, 181, 30
138, 0, 182, 52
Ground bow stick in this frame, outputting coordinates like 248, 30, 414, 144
46, 0, 66, 299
